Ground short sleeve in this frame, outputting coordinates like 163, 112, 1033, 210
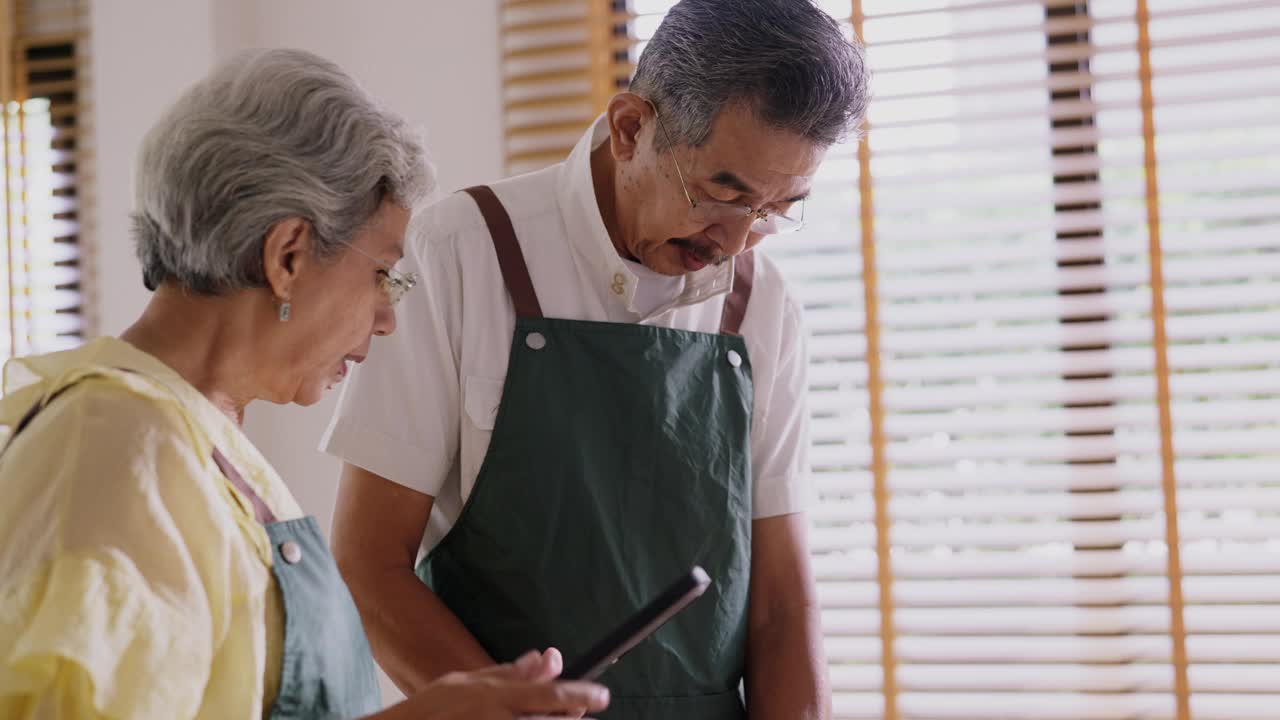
750, 297, 812, 518
322, 207, 466, 498
0, 383, 242, 719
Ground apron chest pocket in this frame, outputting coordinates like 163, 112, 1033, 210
464, 375, 505, 431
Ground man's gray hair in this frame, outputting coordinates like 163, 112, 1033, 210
132, 48, 432, 293
630, 0, 870, 149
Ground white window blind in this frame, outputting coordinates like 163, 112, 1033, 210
504, 2, 1280, 719
1, 0, 87, 358
823, 1, 1280, 718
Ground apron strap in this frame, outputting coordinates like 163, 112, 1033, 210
461, 185, 756, 333
3, 370, 129, 456
462, 185, 544, 319
2, 371, 278, 526
10, 382, 79, 439
719, 250, 755, 336
212, 447, 278, 524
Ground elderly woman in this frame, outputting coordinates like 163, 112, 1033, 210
0, 49, 607, 720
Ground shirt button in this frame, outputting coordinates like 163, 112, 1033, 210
525, 332, 547, 350
727, 350, 743, 368
611, 273, 626, 295
280, 540, 303, 565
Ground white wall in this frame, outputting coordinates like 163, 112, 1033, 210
90, 0, 216, 336
219, 0, 505, 538
91, 0, 504, 533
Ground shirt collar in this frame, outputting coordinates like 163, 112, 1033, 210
555, 114, 734, 321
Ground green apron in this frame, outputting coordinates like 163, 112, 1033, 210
417, 185, 756, 719
7, 373, 382, 719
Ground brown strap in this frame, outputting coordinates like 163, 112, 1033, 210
720, 250, 756, 336
212, 447, 277, 524
462, 186, 543, 319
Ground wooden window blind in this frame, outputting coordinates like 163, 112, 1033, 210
1, 0, 87, 358
503, 2, 1278, 718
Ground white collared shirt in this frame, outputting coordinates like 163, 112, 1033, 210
322, 116, 810, 553
622, 258, 685, 318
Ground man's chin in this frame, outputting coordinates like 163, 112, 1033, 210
631, 244, 684, 277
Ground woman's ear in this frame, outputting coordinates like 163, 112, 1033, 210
261, 217, 312, 300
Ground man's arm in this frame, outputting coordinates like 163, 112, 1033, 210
324, 207, 493, 694
745, 512, 831, 720
331, 463, 493, 694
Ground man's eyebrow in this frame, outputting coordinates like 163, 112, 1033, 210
711, 170, 809, 204
710, 170, 755, 196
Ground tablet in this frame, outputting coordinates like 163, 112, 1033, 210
560, 566, 712, 681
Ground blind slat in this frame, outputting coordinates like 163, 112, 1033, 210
4, 6, 86, 357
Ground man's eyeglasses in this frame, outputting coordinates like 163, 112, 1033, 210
649, 103, 805, 236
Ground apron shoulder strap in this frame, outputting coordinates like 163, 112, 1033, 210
212, 447, 278, 524
719, 250, 755, 336
461, 185, 755, 333
3, 368, 129, 454
3, 368, 278, 525
462, 185, 544, 319
11, 381, 78, 439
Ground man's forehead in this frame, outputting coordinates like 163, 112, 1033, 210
695, 110, 826, 188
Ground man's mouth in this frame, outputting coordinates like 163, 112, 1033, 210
670, 237, 727, 268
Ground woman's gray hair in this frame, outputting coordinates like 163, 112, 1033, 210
630, 0, 870, 149
132, 48, 432, 293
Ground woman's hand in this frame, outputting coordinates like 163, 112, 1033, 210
510, 649, 588, 720
381, 649, 607, 720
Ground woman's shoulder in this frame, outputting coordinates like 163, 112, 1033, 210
3, 368, 204, 468
0, 374, 268, 720
0, 371, 243, 572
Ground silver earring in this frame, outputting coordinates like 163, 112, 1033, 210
278, 301, 291, 322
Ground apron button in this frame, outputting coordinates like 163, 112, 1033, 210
280, 540, 303, 565
525, 332, 547, 350
727, 350, 742, 368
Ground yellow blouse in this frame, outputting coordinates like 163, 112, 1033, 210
0, 337, 303, 719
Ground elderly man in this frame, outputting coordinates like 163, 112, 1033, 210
323, 1, 869, 718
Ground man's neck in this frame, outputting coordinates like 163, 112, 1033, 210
590, 141, 635, 261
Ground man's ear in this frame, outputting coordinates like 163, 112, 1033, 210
605, 92, 654, 162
